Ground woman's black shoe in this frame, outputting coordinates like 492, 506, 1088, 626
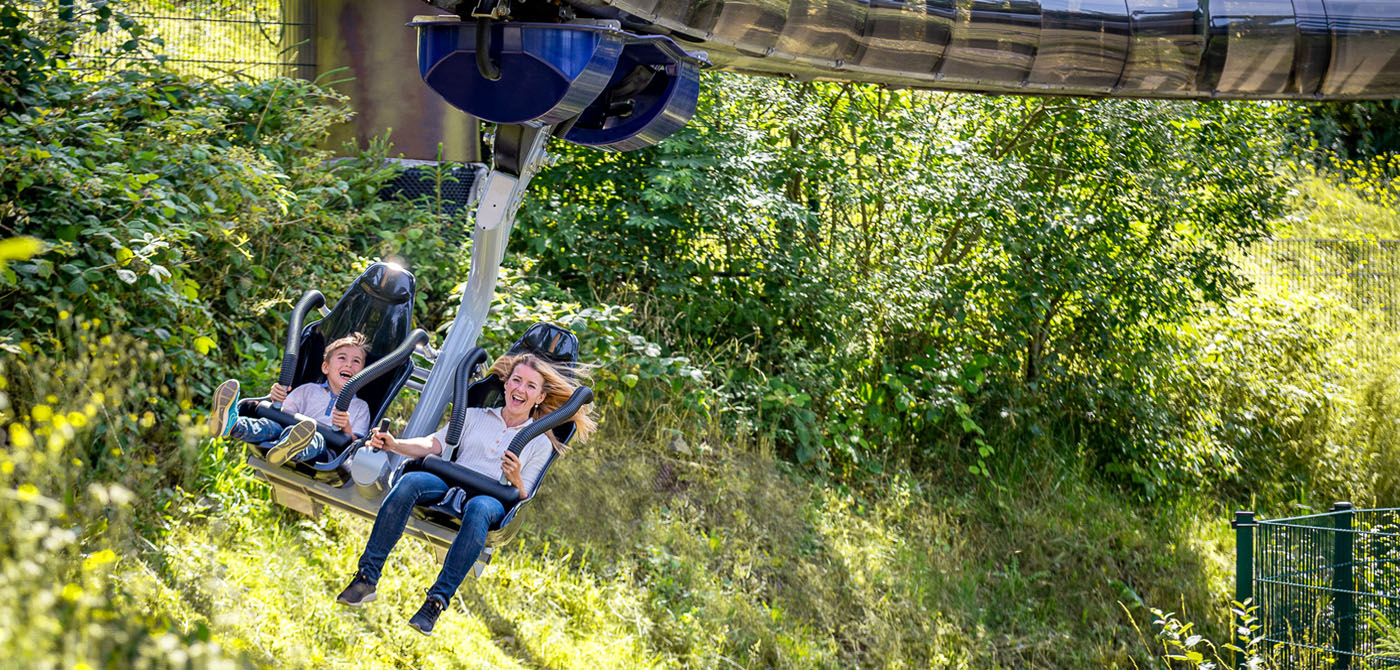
408, 594, 446, 636
336, 571, 377, 606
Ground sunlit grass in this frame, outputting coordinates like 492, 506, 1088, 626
11, 161, 1400, 667
1277, 158, 1400, 240
70, 418, 1238, 669
0, 318, 1283, 669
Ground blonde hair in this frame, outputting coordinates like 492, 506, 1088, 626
488, 352, 596, 451
325, 332, 369, 360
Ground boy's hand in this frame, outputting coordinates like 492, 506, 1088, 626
269, 383, 289, 403
331, 409, 352, 434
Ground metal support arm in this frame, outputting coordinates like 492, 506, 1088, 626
350, 123, 552, 488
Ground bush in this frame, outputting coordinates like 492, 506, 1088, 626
0, 324, 247, 667
1136, 283, 1400, 504
518, 75, 1291, 486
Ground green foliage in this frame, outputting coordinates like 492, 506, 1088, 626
520, 75, 1290, 487
0, 1, 460, 395
4, 4, 1397, 667
0, 328, 246, 668
1142, 266, 1400, 505
1153, 293, 1354, 499
474, 265, 719, 442
1275, 156, 1400, 240
1298, 100, 1400, 160
1136, 601, 1263, 670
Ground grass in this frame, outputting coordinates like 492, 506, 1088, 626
1276, 159, 1400, 240
11, 160, 1400, 668
95, 418, 1243, 669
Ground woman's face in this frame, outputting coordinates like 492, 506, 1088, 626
504, 362, 547, 415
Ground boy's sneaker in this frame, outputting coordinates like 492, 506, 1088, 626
335, 571, 377, 607
266, 418, 317, 466
407, 594, 446, 636
208, 380, 240, 438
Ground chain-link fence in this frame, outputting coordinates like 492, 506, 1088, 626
1234, 239, 1400, 360
24, 0, 312, 79
376, 160, 484, 233
37, 1, 485, 218
1237, 239, 1400, 330
1235, 505, 1400, 669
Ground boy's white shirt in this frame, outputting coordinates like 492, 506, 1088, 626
282, 382, 372, 437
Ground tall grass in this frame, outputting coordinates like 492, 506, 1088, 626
0, 326, 244, 668
1278, 157, 1400, 240
84, 426, 1237, 669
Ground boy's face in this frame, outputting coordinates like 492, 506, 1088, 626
322, 345, 367, 394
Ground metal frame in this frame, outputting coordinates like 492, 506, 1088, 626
420, 0, 1400, 100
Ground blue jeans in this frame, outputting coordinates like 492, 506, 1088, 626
230, 416, 327, 463
356, 471, 506, 604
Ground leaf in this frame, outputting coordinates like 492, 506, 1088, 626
960, 418, 985, 435
116, 269, 137, 284
0, 236, 43, 263
193, 336, 216, 355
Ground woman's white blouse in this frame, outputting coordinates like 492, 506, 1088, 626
428, 407, 554, 495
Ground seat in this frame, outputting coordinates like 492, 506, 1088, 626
238, 262, 428, 485
398, 322, 592, 569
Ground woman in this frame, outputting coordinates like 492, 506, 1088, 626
335, 352, 595, 635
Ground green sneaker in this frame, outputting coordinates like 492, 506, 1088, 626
266, 418, 318, 466
209, 380, 240, 438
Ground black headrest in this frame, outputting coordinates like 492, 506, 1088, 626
356, 262, 415, 304
466, 323, 580, 445
507, 322, 579, 368
315, 262, 417, 362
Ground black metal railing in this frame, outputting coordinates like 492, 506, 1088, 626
1235, 505, 1400, 669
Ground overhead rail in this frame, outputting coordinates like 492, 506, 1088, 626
422, 0, 1400, 100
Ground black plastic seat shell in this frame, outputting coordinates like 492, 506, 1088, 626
237, 262, 421, 484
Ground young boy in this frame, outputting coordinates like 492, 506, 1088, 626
209, 332, 374, 466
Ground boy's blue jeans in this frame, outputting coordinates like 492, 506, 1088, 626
356, 471, 507, 605
230, 417, 327, 463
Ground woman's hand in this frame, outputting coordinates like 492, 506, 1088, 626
366, 433, 439, 458
269, 383, 289, 403
502, 451, 526, 498
368, 427, 398, 453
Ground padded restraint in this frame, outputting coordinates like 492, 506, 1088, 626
242, 262, 417, 468
411, 322, 581, 522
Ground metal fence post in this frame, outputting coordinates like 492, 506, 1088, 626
1333, 501, 1355, 670
1234, 510, 1257, 670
